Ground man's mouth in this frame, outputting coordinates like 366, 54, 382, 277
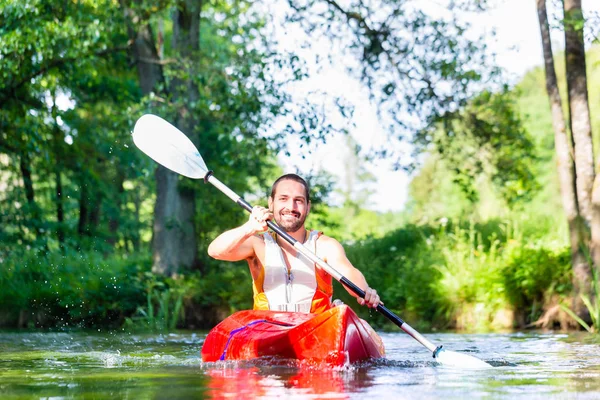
281, 211, 300, 219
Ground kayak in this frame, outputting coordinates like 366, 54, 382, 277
201, 304, 385, 366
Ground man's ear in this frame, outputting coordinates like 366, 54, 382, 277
307, 201, 311, 215
268, 196, 273, 210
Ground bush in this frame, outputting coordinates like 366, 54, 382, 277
0, 249, 150, 328
502, 246, 572, 322
338, 216, 570, 331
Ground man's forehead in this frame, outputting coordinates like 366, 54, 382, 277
273, 180, 307, 197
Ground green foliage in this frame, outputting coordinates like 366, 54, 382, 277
0, 247, 255, 330
1, 0, 347, 277
502, 247, 572, 312
333, 215, 571, 331
1, 0, 597, 335
417, 89, 539, 205
406, 44, 600, 229
0, 250, 151, 328
188, 264, 253, 314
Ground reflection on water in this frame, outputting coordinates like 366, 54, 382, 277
203, 358, 377, 399
1, 330, 600, 399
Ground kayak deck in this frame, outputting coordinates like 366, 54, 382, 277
201, 305, 385, 366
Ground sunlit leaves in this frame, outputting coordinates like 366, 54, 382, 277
417, 89, 539, 206
0, 0, 125, 101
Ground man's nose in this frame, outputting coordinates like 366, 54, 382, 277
283, 200, 297, 210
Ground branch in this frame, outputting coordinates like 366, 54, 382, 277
138, 56, 178, 65
323, 0, 377, 35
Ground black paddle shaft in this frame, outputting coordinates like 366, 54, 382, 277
234, 197, 407, 328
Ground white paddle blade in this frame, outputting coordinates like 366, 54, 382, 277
434, 348, 493, 369
132, 114, 208, 179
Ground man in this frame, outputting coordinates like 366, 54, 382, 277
207, 173, 381, 314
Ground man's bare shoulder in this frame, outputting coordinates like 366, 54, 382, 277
315, 234, 345, 253
246, 232, 266, 247
316, 233, 340, 243
247, 232, 267, 260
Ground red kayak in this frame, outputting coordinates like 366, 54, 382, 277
201, 305, 385, 366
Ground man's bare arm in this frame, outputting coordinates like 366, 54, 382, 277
207, 225, 258, 261
320, 236, 381, 308
207, 206, 272, 261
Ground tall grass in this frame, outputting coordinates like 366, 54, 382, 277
124, 272, 188, 331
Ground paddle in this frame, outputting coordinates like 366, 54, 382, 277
132, 114, 492, 369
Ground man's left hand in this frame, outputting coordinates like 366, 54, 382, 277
357, 287, 382, 308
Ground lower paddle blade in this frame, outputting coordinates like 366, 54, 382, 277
132, 114, 208, 179
434, 348, 492, 369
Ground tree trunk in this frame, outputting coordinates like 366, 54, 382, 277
536, 0, 589, 316
107, 170, 125, 248
150, 0, 200, 276
563, 0, 596, 296
131, 183, 141, 251
19, 153, 43, 242
55, 170, 64, 246
153, 166, 197, 276
78, 180, 89, 237
89, 191, 102, 233
51, 98, 65, 249
122, 0, 198, 276
563, 0, 594, 224
19, 155, 35, 205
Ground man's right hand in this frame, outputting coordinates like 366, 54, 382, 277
246, 206, 273, 235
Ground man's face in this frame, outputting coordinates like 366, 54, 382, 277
268, 179, 310, 233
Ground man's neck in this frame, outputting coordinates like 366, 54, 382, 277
278, 227, 308, 245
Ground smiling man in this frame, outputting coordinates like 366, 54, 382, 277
207, 173, 381, 314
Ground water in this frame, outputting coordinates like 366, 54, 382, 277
1, 330, 600, 399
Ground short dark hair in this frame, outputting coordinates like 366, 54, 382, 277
270, 174, 310, 202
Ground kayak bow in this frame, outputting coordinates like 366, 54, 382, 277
201, 305, 385, 365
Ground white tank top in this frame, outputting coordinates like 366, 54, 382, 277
262, 230, 320, 313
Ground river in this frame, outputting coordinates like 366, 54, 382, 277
1, 329, 599, 399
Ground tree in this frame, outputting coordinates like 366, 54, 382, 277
119, 1, 342, 275
536, 0, 586, 294
535, 0, 596, 318
0, 0, 133, 253
121, 0, 199, 276
284, 0, 501, 163
337, 135, 375, 211
562, 0, 597, 306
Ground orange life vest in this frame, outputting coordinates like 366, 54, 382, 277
251, 230, 332, 314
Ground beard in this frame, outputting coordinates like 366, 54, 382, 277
274, 210, 306, 232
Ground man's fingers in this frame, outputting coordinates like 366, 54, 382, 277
360, 288, 381, 308
251, 206, 272, 223
249, 206, 272, 233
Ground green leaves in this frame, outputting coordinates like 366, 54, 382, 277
0, 0, 125, 101
417, 89, 540, 206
